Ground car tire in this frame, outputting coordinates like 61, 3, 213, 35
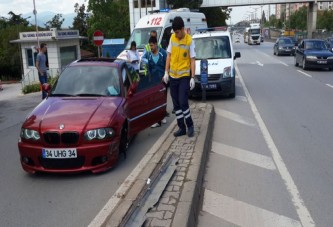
119, 123, 129, 159
302, 58, 307, 70
273, 49, 276, 55
294, 57, 299, 66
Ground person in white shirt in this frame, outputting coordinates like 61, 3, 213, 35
126, 41, 140, 73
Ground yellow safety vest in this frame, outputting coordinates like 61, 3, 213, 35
169, 33, 192, 79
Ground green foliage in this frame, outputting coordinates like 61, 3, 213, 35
45, 14, 65, 29
317, 10, 333, 31
87, 0, 130, 42
288, 6, 307, 30
200, 7, 230, 27
22, 83, 40, 94
166, 0, 203, 9
72, 3, 89, 37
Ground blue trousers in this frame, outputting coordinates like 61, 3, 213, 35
38, 72, 47, 99
169, 76, 193, 130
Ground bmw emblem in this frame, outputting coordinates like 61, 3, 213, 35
59, 124, 65, 130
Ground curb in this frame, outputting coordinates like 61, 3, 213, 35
89, 103, 215, 227
172, 103, 214, 227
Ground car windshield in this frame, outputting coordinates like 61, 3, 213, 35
250, 29, 260, 34
194, 36, 231, 60
51, 66, 121, 97
125, 27, 162, 49
305, 40, 327, 50
279, 39, 292, 44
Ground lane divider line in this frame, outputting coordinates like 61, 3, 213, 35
212, 141, 277, 170
235, 64, 316, 227
326, 83, 333, 89
297, 70, 312, 78
203, 189, 303, 227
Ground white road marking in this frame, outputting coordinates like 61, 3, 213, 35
297, 70, 312, 78
236, 64, 316, 227
326, 83, 333, 89
256, 61, 264, 67
203, 189, 303, 227
215, 108, 256, 127
212, 142, 276, 170
279, 61, 289, 67
235, 95, 248, 102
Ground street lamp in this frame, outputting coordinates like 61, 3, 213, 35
33, 0, 40, 48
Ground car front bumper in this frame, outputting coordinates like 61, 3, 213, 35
18, 140, 120, 174
304, 58, 333, 69
190, 77, 235, 97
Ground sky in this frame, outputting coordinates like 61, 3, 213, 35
228, 5, 276, 25
0, 0, 275, 25
0, 0, 87, 17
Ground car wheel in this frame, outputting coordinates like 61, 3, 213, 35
294, 56, 299, 66
273, 49, 276, 55
302, 58, 307, 70
119, 123, 129, 159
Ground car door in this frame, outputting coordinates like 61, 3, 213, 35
123, 66, 167, 136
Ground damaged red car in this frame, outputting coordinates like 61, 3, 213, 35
18, 58, 167, 174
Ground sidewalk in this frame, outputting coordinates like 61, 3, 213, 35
90, 103, 214, 227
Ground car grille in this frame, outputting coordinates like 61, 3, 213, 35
43, 132, 79, 146
197, 74, 221, 82
284, 46, 293, 50
39, 156, 85, 169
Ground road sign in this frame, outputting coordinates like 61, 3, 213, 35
93, 30, 104, 46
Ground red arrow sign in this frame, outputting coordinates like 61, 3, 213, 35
93, 30, 104, 46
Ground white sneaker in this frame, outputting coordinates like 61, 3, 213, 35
161, 117, 167, 124
151, 123, 161, 128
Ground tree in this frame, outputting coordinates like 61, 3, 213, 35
288, 6, 307, 31
166, 0, 203, 9
7, 11, 30, 27
44, 14, 65, 29
87, 0, 130, 40
317, 9, 333, 31
72, 3, 89, 37
200, 7, 231, 27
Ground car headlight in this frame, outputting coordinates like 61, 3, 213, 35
84, 128, 115, 140
306, 56, 317, 59
327, 56, 333, 59
222, 67, 232, 78
20, 128, 40, 140
279, 47, 283, 50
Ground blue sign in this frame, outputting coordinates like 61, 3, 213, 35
200, 59, 208, 85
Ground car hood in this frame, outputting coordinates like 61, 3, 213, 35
23, 97, 123, 132
304, 49, 333, 57
195, 58, 233, 75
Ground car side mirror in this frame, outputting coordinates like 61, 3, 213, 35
234, 52, 241, 60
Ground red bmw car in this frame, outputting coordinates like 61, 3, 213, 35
18, 58, 167, 174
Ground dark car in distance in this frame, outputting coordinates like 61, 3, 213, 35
273, 37, 296, 56
294, 39, 333, 70
18, 58, 167, 174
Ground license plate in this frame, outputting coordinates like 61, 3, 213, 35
317, 60, 327, 64
42, 148, 77, 159
203, 84, 217, 89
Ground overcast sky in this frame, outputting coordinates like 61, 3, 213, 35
0, 0, 87, 16
0, 0, 274, 25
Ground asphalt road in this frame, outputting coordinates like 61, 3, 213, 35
198, 40, 333, 227
0, 84, 175, 227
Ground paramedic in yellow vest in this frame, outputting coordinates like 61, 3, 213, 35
163, 16, 195, 137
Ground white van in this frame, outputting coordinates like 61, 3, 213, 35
117, 8, 207, 61
191, 27, 241, 98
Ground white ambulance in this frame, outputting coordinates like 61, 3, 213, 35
117, 8, 207, 61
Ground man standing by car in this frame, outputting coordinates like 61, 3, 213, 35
36, 43, 48, 99
163, 16, 195, 137
142, 36, 168, 128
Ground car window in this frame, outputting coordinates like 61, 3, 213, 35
125, 27, 163, 49
194, 36, 231, 59
51, 66, 121, 97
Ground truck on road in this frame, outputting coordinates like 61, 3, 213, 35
247, 23, 261, 45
